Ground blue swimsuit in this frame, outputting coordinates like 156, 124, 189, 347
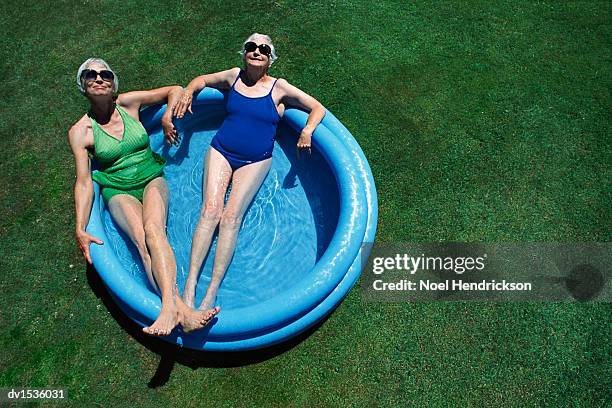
211, 72, 281, 170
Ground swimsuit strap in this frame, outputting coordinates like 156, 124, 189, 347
268, 78, 279, 96
115, 104, 136, 126
231, 70, 242, 88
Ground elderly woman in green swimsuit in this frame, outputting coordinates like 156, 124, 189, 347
68, 58, 219, 336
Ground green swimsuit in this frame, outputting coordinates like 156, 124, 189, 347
90, 105, 165, 204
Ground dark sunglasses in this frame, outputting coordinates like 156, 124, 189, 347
244, 41, 272, 57
81, 69, 115, 82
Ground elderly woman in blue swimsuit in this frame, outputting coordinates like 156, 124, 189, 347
174, 33, 326, 311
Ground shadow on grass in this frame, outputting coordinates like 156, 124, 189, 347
86, 263, 329, 388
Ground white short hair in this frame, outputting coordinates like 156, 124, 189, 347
76, 57, 119, 94
239, 33, 278, 65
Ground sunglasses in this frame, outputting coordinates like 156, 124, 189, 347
81, 69, 115, 82
244, 41, 272, 57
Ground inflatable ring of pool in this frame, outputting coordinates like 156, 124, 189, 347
87, 88, 378, 351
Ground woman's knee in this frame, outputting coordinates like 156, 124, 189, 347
220, 209, 243, 229
144, 221, 166, 244
200, 202, 223, 224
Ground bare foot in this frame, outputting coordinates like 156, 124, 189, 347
181, 306, 221, 333
142, 305, 179, 337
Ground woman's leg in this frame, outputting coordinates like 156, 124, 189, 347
140, 177, 179, 336
107, 194, 157, 292
141, 177, 219, 335
199, 157, 272, 310
183, 147, 232, 307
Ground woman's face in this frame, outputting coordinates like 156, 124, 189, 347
243, 38, 272, 69
82, 62, 114, 97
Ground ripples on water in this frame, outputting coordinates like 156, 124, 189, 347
103, 113, 339, 310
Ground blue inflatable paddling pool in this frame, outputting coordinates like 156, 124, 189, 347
87, 88, 378, 351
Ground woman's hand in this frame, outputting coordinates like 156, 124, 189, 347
162, 116, 180, 146
75, 229, 103, 264
174, 88, 193, 119
296, 129, 312, 158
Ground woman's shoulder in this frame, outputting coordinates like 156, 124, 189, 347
68, 114, 93, 146
225, 67, 242, 83
271, 78, 290, 93
271, 77, 288, 86
69, 114, 92, 134
225, 67, 241, 79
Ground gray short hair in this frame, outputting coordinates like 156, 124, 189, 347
76, 58, 119, 94
239, 33, 278, 65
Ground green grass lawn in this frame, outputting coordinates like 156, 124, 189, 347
0, 0, 610, 406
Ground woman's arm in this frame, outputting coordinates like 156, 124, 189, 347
174, 68, 240, 118
68, 122, 103, 264
276, 79, 326, 156
117, 86, 184, 145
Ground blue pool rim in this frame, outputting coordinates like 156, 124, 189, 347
87, 88, 378, 351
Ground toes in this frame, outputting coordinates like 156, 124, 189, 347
144, 326, 158, 336
199, 308, 219, 325
144, 320, 175, 336
208, 307, 220, 319
145, 325, 166, 336
210, 307, 220, 317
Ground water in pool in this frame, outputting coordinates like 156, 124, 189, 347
101, 108, 339, 311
